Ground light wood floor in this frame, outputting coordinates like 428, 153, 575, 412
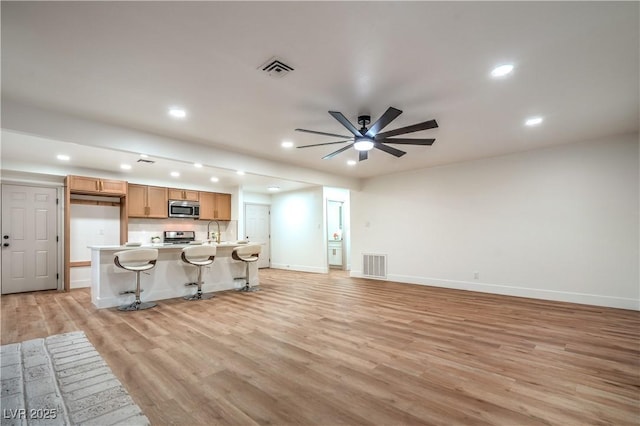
2, 269, 639, 425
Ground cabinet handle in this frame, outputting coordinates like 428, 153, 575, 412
99, 180, 104, 191
214, 210, 218, 218
145, 206, 149, 216
96, 181, 100, 191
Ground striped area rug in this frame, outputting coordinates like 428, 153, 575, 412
1, 331, 148, 425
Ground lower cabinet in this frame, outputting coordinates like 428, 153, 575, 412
328, 241, 343, 266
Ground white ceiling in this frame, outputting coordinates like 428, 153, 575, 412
1, 2, 638, 184
1, 130, 315, 194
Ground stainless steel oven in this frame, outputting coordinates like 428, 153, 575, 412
168, 200, 200, 219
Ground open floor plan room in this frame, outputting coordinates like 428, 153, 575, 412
2, 269, 638, 425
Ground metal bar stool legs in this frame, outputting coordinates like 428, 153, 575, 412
232, 244, 262, 292
120, 269, 157, 311
181, 245, 217, 301
114, 248, 158, 311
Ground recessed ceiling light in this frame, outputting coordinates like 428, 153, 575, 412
210, 177, 219, 183
56, 154, 70, 161
525, 116, 544, 126
194, 163, 203, 168
120, 164, 132, 170
347, 160, 357, 166
139, 154, 149, 158
168, 108, 186, 119
170, 171, 180, 177
491, 64, 514, 78
267, 186, 280, 192
281, 141, 294, 148
236, 170, 245, 175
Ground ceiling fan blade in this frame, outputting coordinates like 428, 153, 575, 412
297, 140, 352, 148
375, 119, 439, 139
322, 143, 354, 160
295, 128, 353, 139
374, 142, 406, 158
377, 138, 435, 146
359, 150, 368, 162
328, 111, 363, 137
365, 107, 402, 138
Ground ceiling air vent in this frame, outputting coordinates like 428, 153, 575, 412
136, 158, 155, 164
259, 57, 294, 79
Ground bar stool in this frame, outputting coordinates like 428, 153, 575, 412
113, 248, 158, 311
181, 245, 217, 301
232, 244, 262, 292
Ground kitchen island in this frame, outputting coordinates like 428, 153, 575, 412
88, 242, 261, 309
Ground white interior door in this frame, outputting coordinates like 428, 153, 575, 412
244, 203, 270, 268
1, 184, 58, 294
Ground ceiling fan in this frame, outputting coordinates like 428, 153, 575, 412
295, 107, 438, 161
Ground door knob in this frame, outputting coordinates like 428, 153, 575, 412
3, 243, 9, 247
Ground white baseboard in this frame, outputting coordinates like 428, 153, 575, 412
70, 279, 91, 289
349, 271, 639, 311
271, 263, 328, 274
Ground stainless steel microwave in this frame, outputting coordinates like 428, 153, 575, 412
168, 200, 200, 219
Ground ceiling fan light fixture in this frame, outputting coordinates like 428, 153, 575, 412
354, 137, 374, 151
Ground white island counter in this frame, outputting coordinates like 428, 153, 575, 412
88, 242, 261, 309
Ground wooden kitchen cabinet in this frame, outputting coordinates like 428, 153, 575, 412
215, 193, 231, 220
128, 184, 168, 218
168, 188, 199, 201
198, 191, 231, 220
67, 175, 127, 196
198, 192, 215, 220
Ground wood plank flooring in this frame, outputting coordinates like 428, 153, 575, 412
2, 269, 639, 425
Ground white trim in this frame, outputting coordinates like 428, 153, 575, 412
271, 263, 328, 274
349, 271, 639, 311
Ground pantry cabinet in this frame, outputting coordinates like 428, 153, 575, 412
67, 175, 127, 196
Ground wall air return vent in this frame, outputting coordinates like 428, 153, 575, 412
362, 254, 387, 279
259, 57, 294, 79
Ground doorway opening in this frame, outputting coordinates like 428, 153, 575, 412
327, 199, 345, 270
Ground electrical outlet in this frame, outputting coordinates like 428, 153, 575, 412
473, 271, 479, 280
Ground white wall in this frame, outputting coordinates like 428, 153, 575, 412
70, 204, 120, 262
244, 192, 272, 205
128, 218, 237, 244
69, 203, 120, 289
271, 186, 327, 273
351, 134, 639, 310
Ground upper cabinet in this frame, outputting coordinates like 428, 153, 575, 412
199, 192, 231, 221
128, 184, 168, 218
67, 175, 127, 196
168, 188, 199, 201
215, 193, 232, 220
